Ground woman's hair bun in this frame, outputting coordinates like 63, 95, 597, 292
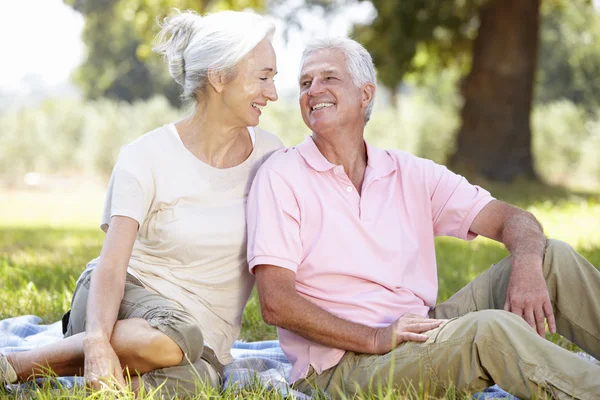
153, 9, 275, 104
153, 10, 201, 85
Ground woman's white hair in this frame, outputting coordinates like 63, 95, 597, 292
300, 37, 377, 123
154, 10, 275, 104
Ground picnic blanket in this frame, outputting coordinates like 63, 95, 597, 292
1, 315, 516, 399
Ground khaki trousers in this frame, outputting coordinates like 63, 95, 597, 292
294, 239, 600, 399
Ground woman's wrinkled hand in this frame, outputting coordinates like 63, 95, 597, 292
83, 335, 126, 392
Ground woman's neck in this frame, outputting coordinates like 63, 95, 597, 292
175, 102, 252, 169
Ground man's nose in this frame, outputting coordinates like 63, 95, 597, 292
308, 78, 325, 96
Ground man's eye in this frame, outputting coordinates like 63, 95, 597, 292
260, 77, 268, 81
301, 81, 310, 87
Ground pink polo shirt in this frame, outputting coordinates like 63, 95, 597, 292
247, 136, 494, 383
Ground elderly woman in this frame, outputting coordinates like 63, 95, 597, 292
0, 9, 281, 395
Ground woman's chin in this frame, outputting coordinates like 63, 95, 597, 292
247, 116, 260, 127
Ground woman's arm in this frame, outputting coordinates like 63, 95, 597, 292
82, 215, 138, 389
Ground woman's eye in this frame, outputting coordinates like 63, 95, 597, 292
260, 77, 268, 81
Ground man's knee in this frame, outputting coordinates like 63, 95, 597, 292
457, 310, 529, 340
543, 238, 584, 277
545, 239, 575, 256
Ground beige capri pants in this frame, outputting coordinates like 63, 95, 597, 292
63, 268, 222, 397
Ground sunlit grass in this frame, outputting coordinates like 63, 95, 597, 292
2, 370, 557, 400
0, 227, 102, 322
0, 185, 105, 228
1, 180, 599, 398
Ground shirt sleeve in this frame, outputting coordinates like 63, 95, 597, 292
100, 145, 154, 233
247, 166, 302, 274
427, 161, 494, 240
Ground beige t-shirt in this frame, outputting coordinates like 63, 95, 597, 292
85, 123, 283, 364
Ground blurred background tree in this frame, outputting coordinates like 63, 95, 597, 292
351, 0, 596, 182
64, 0, 266, 106
63, 0, 600, 183
5, 0, 594, 189
536, 0, 600, 113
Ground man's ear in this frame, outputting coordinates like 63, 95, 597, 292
361, 83, 376, 110
207, 68, 227, 93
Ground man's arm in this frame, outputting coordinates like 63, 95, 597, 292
255, 265, 444, 354
469, 199, 556, 336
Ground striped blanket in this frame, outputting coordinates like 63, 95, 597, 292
1, 315, 515, 399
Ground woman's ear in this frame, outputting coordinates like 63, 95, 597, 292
207, 68, 227, 93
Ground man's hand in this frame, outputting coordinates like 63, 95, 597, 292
469, 201, 553, 338
504, 255, 557, 337
372, 313, 446, 354
83, 336, 126, 391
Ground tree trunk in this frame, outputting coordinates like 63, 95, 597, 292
450, 0, 541, 182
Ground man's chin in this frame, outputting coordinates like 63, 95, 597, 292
309, 116, 336, 133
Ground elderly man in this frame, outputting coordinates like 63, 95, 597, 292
246, 37, 600, 399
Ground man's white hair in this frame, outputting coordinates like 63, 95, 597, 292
154, 10, 275, 104
300, 37, 377, 123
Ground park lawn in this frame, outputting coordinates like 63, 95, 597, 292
0, 181, 599, 399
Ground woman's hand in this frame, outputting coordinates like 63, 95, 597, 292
83, 335, 126, 391
82, 216, 138, 391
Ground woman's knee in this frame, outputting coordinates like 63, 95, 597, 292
144, 307, 204, 364
142, 322, 186, 366
111, 318, 183, 368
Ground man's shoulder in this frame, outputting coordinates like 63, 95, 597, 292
380, 148, 454, 189
256, 144, 306, 180
384, 148, 436, 170
253, 126, 285, 153
261, 145, 304, 168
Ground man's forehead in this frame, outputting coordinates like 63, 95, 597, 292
300, 49, 346, 77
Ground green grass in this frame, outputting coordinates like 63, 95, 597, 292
1, 181, 599, 399
0, 227, 102, 322
3, 377, 498, 400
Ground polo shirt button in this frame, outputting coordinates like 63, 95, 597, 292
334, 166, 343, 174
346, 186, 353, 192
